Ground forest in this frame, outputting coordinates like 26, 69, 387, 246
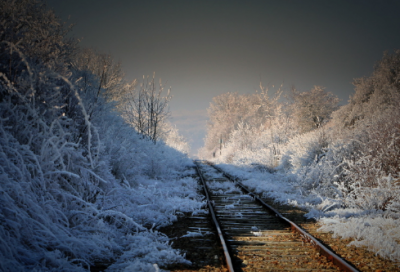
1, 0, 400, 271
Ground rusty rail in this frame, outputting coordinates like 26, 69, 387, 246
209, 162, 359, 272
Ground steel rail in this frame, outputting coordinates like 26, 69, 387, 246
194, 161, 235, 272
209, 162, 360, 272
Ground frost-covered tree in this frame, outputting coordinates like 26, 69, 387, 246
159, 122, 190, 154
0, 0, 76, 111
290, 86, 339, 133
120, 74, 171, 142
203, 92, 244, 156
0, 0, 75, 72
332, 50, 400, 127
202, 85, 282, 158
72, 48, 126, 103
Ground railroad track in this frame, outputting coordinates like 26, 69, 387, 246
194, 160, 359, 272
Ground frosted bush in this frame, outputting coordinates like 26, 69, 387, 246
344, 175, 400, 212
0, 1, 201, 270
279, 128, 329, 171
0, 103, 201, 271
106, 231, 190, 271
217, 121, 289, 170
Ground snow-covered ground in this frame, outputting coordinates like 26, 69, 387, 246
0, 134, 206, 272
216, 163, 400, 263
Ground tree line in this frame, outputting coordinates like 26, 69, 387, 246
200, 50, 400, 210
200, 83, 340, 159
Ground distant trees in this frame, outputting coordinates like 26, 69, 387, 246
200, 84, 339, 165
201, 85, 282, 160
203, 92, 243, 155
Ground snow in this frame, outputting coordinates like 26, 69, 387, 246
181, 228, 213, 238
2, 1, 400, 270
0, 2, 205, 269
0, 121, 204, 272
215, 158, 400, 263
201, 82, 400, 264
318, 215, 400, 262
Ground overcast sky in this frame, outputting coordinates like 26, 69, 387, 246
46, 0, 400, 156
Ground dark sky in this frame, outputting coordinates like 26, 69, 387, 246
46, 0, 400, 155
